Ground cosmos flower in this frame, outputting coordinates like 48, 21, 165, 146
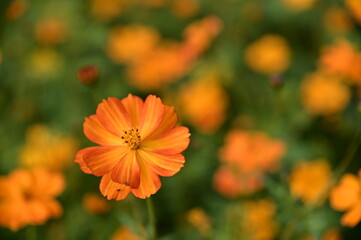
75, 94, 190, 200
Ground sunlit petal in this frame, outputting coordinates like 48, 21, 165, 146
111, 150, 140, 188
139, 95, 164, 139
100, 173, 131, 201
121, 94, 144, 126
84, 114, 121, 145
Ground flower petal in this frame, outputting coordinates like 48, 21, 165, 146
74, 147, 95, 174
131, 152, 161, 198
137, 149, 185, 177
84, 114, 121, 145
111, 150, 140, 188
330, 174, 360, 211
100, 173, 131, 201
341, 201, 361, 227
138, 95, 164, 139
96, 97, 131, 137
147, 105, 178, 139
121, 94, 144, 126
83, 146, 129, 176
141, 126, 190, 155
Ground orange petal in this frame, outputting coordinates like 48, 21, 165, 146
121, 94, 144, 126
96, 97, 131, 136
147, 105, 178, 139
74, 147, 95, 174
84, 114, 121, 145
111, 150, 140, 188
138, 95, 165, 139
137, 149, 185, 177
100, 173, 131, 200
83, 146, 129, 176
131, 153, 161, 198
32, 168, 64, 196
341, 201, 361, 227
142, 126, 190, 155
330, 174, 360, 211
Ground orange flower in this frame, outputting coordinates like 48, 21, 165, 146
345, 0, 361, 24
75, 94, 190, 200
170, 0, 199, 18
245, 34, 291, 75
301, 71, 350, 116
5, 0, 27, 21
34, 18, 68, 45
0, 168, 64, 231
289, 160, 332, 205
214, 130, 285, 197
281, 0, 318, 11
330, 170, 361, 227
177, 76, 228, 133
323, 7, 353, 33
111, 226, 144, 240
90, 0, 128, 22
83, 193, 110, 214
187, 207, 212, 237
20, 124, 78, 170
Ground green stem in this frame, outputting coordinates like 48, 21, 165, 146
26, 226, 37, 240
146, 197, 157, 240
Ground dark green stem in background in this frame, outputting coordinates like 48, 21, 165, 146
146, 197, 157, 240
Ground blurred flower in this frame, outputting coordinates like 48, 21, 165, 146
170, 0, 199, 18
177, 76, 228, 133
213, 166, 263, 197
75, 94, 190, 200
323, 7, 353, 33
306, 228, 343, 240
289, 160, 331, 205
20, 124, 78, 170
110, 226, 144, 240
301, 71, 350, 116
5, 0, 27, 21
83, 193, 110, 214
143, 0, 166, 7
240, 199, 278, 240
245, 34, 291, 75
241, 1, 264, 23
214, 130, 285, 197
90, 0, 128, 22
319, 39, 361, 86
34, 18, 68, 45
187, 207, 212, 237
281, 0, 318, 12
107, 25, 160, 64
77, 65, 100, 85
330, 170, 361, 227
0, 168, 64, 231
25, 48, 63, 79
345, 0, 361, 23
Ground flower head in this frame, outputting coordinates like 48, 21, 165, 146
330, 170, 361, 227
75, 94, 190, 200
0, 168, 64, 231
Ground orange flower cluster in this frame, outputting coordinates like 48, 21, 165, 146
319, 39, 361, 86
301, 71, 350, 116
214, 130, 286, 197
107, 16, 222, 91
289, 160, 332, 205
177, 76, 228, 133
20, 124, 78, 171
0, 168, 64, 231
245, 34, 291, 75
75, 94, 190, 200
330, 170, 361, 227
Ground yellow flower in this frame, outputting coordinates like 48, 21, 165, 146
177, 76, 228, 133
301, 71, 350, 116
289, 160, 332, 205
245, 34, 291, 75
20, 124, 78, 170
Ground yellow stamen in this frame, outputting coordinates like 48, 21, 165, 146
121, 127, 141, 150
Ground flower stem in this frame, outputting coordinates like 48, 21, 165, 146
146, 197, 157, 240
26, 226, 37, 240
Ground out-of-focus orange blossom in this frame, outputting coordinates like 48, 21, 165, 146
75, 94, 190, 200
5, 0, 27, 21
20, 124, 78, 170
345, 0, 361, 24
90, 0, 128, 22
83, 193, 110, 214
110, 226, 144, 240
34, 18, 68, 45
0, 168, 64, 231
177, 76, 228, 133
324, 7, 353, 33
301, 71, 350, 116
245, 34, 291, 75
281, 0, 318, 12
186, 207, 212, 237
170, 0, 199, 18
330, 170, 361, 227
304, 228, 343, 240
289, 160, 332, 205
214, 129, 285, 197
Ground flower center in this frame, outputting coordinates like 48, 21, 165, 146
121, 127, 141, 150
